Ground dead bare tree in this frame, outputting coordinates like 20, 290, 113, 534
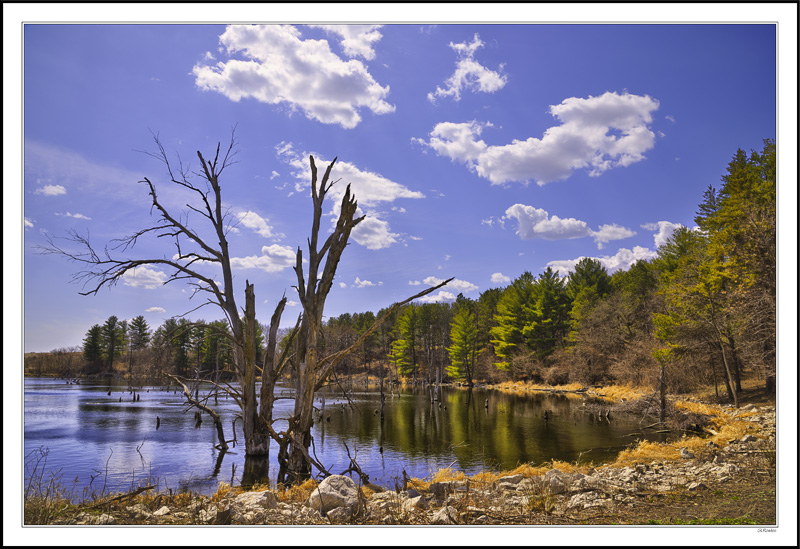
40, 134, 450, 484
38, 129, 292, 459
272, 155, 452, 484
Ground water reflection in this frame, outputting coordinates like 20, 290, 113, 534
24, 378, 673, 496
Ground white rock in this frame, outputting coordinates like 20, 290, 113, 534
306, 475, 360, 515
497, 474, 524, 485
403, 495, 429, 512
430, 505, 459, 525
152, 506, 171, 516
94, 513, 116, 525
232, 489, 279, 511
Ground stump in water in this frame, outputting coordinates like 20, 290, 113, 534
156, 416, 160, 430
194, 411, 202, 427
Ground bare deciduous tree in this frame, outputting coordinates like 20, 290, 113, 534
40, 133, 451, 485
39, 130, 288, 458
270, 156, 451, 483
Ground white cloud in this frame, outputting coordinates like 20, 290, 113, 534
417, 290, 457, 304
308, 25, 383, 60
287, 300, 299, 307
193, 25, 395, 129
230, 244, 296, 273
491, 272, 511, 285
24, 217, 34, 229
590, 223, 636, 249
408, 280, 422, 286
665, 115, 676, 123
236, 211, 274, 238
279, 144, 424, 207
503, 203, 634, 248
642, 220, 684, 248
279, 146, 421, 250
354, 277, 382, 288
339, 282, 348, 289
34, 184, 67, 196
504, 204, 590, 240
270, 170, 280, 179
145, 306, 166, 313
350, 213, 398, 250
428, 34, 507, 102
417, 91, 659, 185
423, 276, 477, 293
547, 246, 658, 276
55, 212, 92, 220
413, 120, 491, 165
122, 266, 168, 290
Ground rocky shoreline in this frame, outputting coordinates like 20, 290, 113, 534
52, 402, 776, 526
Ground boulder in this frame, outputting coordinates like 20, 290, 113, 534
126, 503, 152, 520
152, 506, 171, 517
429, 481, 456, 500
497, 474, 524, 485
232, 489, 279, 511
403, 495, 429, 512
93, 513, 117, 525
430, 505, 459, 525
325, 506, 352, 522
306, 475, 360, 516
198, 507, 217, 523
543, 469, 567, 494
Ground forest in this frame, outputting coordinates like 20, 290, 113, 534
26, 139, 776, 407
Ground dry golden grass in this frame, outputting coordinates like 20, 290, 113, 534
489, 380, 587, 396
590, 384, 650, 403
614, 440, 682, 465
277, 478, 318, 503
431, 467, 467, 483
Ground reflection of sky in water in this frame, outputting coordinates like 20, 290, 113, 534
24, 378, 673, 496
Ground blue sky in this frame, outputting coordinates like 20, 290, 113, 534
6, 4, 798, 546
15, 16, 789, 356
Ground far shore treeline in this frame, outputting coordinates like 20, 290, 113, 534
25, 140, 776, 403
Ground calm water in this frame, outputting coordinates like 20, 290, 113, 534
23, 378, 671, 496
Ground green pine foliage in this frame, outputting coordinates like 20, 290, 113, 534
447, 307, 478, 383
47, 140, 774, 398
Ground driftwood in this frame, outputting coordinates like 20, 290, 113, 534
168, 374, 228, 451
88, 485, 156, 508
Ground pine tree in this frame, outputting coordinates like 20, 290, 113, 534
100, 316, 123, 372
447, 307, 478, 385
391, 305, 420, 380
82, 324, 103, 374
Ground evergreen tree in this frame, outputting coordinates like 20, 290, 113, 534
82, 324, 103, 374
490, 272, 536, 371
447, 307, 478, 385
523, 267, 571, 359
390, 305, 420, 380
128, 315, 151, 351
100, 315, 123, 372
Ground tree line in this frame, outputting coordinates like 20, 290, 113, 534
34, 138, 776, 406
34, 135, 774, 483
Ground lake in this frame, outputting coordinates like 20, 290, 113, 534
23, 377, 672, 497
